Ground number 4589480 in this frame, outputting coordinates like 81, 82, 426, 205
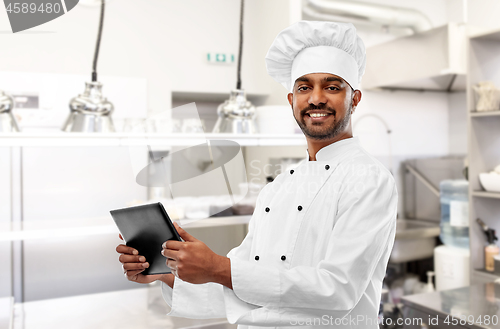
444, 314, 498, 326
6, 2, 62, 14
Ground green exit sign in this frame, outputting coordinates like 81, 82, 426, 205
207, 53, 235, 64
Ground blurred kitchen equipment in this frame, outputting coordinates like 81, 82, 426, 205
231, 182, 262, 215
424, 271, 435, 293
390, 219, 440, 263
212, 0, 257, 134
494, 255, 500, 275
479, 173, 500, 192
399, 156, 466, 263
362, 23, 466, 92
477, 218, 499, 272
182, 118, 205, 134
439, 179, 469, 249
406, 272, 435, 295
402, 274, 421, 295
209, 195, 234, 217
0, 90, 20, 132
473, 81, 500, 112
479, 164, 500, 192
62, 0, 115, 132
434, 245, 470, 291
303, 0, 432, 33
404, 156, 466, 221
256, 106, 296, 134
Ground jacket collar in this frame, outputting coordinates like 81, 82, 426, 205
306, 136, 360, 161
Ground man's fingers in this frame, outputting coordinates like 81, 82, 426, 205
162, 248, 179, 260
119, 254, 146, 264
124, 269, 144, 277
173, 222, 197, 242
116, 244, 139, 255
162, 240, 183, 250
166, 258, 177, 270
123, 262, 149, 271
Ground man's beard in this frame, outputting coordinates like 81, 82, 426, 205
293, 101, 352, 140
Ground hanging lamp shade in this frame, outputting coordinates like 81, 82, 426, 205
212, 89, 256, 134
62, 0, 115, 132
0, 90, 20, 132
212, 0, 257, 134
62, 82, 114, 132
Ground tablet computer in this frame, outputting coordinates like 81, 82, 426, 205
110, 202, 181, 275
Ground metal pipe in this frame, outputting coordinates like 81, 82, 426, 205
405, 163, 440, 198
305, 0, 432, 33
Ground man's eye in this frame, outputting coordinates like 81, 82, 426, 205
298, 86, 309, 91
327, 86, 340, 91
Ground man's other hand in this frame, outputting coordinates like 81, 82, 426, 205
116, 234, 174, 287
162, 223, 232, 289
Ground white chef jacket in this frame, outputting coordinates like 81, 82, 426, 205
161, 136, 398, 329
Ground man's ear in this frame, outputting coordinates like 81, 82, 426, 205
351, 89, 362, 113
287, 93, 293, 107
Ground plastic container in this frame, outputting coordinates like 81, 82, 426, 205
439, 179, 470, 249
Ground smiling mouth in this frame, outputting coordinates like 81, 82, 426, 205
304, 111, 334, 120
307, 113, 330, 118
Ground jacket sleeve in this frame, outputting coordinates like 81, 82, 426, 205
224, 166, 398, 324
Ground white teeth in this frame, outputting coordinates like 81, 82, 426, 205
309, 113, 328, 118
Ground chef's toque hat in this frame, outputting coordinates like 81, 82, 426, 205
265, 21, 366, 92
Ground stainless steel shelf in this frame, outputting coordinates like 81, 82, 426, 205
467, 29, 500, 284
472, 190, 500, 199
0, 133, 306, 147
470, 110, 500, 117
470, 27, 500, 42
0, 215, 251, 242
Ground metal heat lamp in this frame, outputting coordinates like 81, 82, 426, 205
212, 0, 257, 134
0, 90, 20, 132
212, 89, 256, 134
62, 81, 114, 132
62, 0, 115, 132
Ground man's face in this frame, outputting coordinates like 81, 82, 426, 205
287, 73, 361, 141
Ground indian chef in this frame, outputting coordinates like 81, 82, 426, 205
117, 21, 398, 329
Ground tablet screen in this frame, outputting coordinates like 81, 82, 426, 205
110, 202, 181, 275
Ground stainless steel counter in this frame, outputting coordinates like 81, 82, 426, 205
402, 282, 500, 329
12, 282, 235, 329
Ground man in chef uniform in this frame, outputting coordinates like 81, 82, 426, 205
117, 21, 398, 328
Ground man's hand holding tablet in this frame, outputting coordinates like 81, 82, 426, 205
113, 203, 231, 289
161, 223, 232, 288
116, 233, 175, 288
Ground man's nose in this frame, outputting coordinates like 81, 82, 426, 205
308, 87, 327, 107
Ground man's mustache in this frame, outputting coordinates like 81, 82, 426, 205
299, 104, 337, 117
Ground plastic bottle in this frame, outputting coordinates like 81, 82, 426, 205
477, 218, 499, 272
424, 271, 435, 293
439, 180, 470, 249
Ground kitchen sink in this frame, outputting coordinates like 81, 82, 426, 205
390, 219, 440, 263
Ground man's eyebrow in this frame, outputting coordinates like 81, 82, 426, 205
324, 77, 343, 83
295, 77, 309, 83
